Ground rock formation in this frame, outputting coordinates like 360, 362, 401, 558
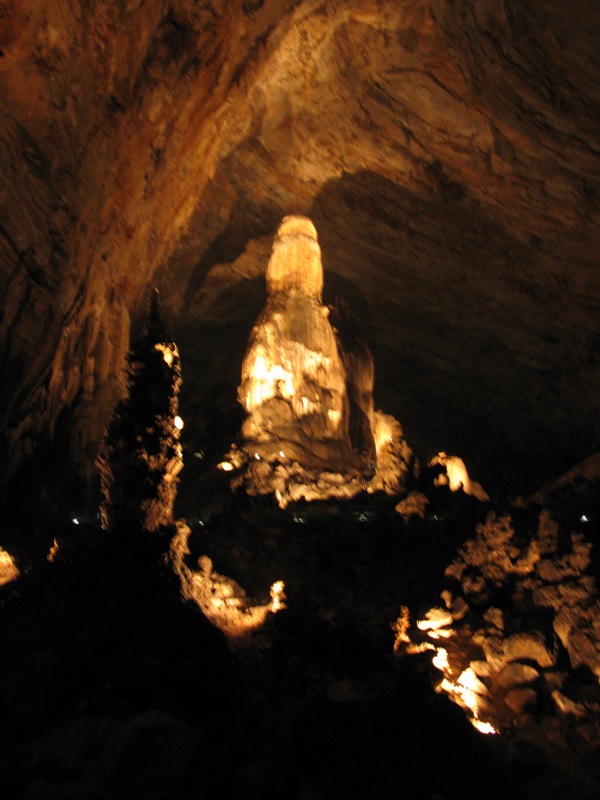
396, 507, 600, 771
0, 8, 599, 793
230, 215, 413, 506
429, 452, 490, 502
239, 215, 368, 470
0, 547, 19, 588
96, 294, 183, 534
169, 520, 286, 642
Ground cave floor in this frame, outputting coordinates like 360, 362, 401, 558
0, 488, 595, 800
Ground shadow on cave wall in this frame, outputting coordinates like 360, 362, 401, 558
171, 276, 266, 513
181, 202, 283, 306
306, 168, 589, 492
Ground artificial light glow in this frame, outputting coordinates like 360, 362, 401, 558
437, 673, 494, 733
270, 580, 286, 612
174, 415, 184, 430
428, 628, 455, 639
244, 354, 295, 409
242, 343, 337, 418
155, 343, 174, 365
430, 452, 489, 502
458, 667, 488, 695
373, 414, 396, 453
0, 547, 19, 587
327, 409, 342, 425
432, 647, 449, 671
412, 613, 498, 736
170, 523, 285, 640
472, 720, 498, 735
417, 607, 453, 632
431, 651, 498, 735
47, 538, 59, 562
218, 461, 234, 472
72, 518, 79, 525
301, 396, 318, 415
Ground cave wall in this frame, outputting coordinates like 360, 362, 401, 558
1, 0, 599, 498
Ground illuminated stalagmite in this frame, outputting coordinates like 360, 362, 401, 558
395, 510, 600, 741
239, 216, 364, 469
231, 216, 412, 506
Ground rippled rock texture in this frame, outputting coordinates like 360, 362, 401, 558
0, 0, 599, 501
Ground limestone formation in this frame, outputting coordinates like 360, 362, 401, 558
429, 453, 490, 502
169, 521, 285, 641
265, 216, 324, 300
240, 223, 349, 467
396, 511, 600, 749
239, 216, 362, 469
231, 215, 412, 506
96, 294, 183, 534
0, 547, 19, 588
397, 508, 600, 741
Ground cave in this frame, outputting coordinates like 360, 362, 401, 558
1, 2, 599, 798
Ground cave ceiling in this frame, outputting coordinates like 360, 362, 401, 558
1, 0, 599, 493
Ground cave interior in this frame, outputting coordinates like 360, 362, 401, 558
1, 1, 600, 798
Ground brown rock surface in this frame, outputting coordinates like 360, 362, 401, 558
0, 1, 599, 494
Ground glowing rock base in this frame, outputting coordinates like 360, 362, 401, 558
170, 522, 285, 641
396, 509, 600, 737
0, 547, 19, 587
228, 216, 413, 507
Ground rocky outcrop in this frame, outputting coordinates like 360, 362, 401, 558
397, 507, 600, 780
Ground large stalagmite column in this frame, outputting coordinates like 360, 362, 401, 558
231, 215, 412, 506
238, 215, 361, 470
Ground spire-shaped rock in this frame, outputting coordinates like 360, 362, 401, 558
96, 291, 183, 535
239, 216, 352, 472
231, 216, 413, 507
